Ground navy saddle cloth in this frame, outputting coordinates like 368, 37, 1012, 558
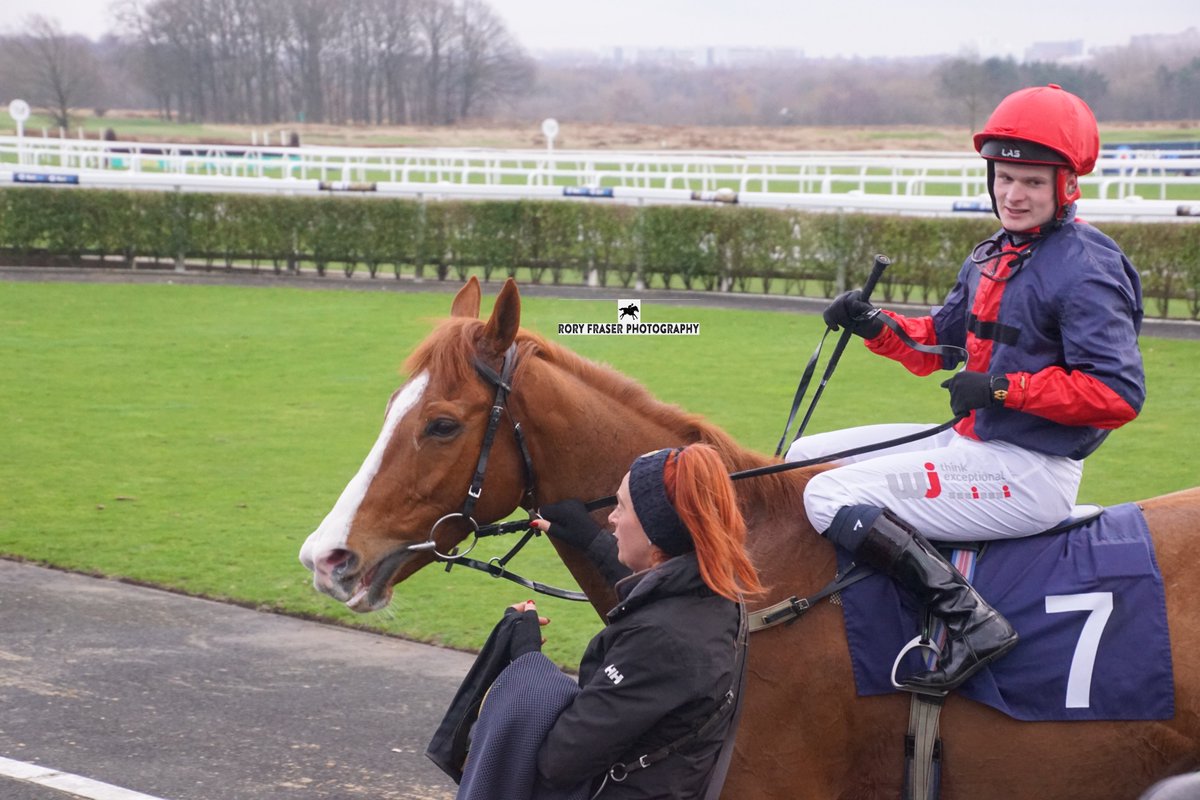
837, 502, 1174, 721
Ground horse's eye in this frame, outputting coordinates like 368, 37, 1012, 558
424, 418, 461, 439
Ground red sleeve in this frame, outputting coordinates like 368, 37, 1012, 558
1003, 368, 1139, 430
865, 310, 943, 377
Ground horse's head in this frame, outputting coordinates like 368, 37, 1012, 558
299, 277, 535, 612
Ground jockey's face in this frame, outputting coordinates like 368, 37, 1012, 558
993, 162, 1072, 231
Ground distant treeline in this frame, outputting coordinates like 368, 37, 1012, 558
501, 37, 1200, 128
0, 0, 533, 128
0, 7, 1196, 130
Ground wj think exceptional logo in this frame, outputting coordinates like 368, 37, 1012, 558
886, 462, 1014, 502
555, 298, 701, 336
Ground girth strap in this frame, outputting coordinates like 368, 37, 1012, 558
904, 694, 945, 800
748, 565, 873, 632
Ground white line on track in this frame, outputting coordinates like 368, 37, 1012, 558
0, 756, 172, 800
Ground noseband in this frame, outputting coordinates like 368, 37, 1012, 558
407, 343, 537, 561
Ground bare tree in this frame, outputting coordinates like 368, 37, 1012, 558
11, 15, 100, 129
453, 0, 533, 120
285, 0, 340, 123
374, 0, 420, 124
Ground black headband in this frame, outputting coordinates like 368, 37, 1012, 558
628, 448, 694, 557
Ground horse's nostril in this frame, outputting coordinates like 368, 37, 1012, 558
320, 549, 358, 579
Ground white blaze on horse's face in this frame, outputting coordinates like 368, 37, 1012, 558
299, 372, 429, 596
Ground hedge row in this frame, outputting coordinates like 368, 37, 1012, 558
1, 187, 1197, 317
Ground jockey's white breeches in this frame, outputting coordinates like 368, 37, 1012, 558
787, 424, 1083, 542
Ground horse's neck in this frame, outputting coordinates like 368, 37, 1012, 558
518, 346, 824, 586
516, 353, 723, 501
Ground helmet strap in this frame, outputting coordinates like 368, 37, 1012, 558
986, 160, 998, 218
1056, 167, 1080, 221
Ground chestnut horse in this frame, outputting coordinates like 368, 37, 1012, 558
300, 277, 1200, 799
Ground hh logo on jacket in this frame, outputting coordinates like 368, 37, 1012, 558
604, 664, 625, 685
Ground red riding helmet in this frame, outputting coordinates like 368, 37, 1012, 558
973, 84, 1100, 221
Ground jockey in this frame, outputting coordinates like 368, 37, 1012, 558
792, 84, 1145, 693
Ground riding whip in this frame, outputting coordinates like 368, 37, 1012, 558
773, 254, 890, 455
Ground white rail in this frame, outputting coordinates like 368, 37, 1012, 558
2, 135, 1198, 222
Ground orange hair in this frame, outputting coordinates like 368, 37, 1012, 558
662, 443, 764, 601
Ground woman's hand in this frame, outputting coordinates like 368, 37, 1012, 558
532, 500, 604, 550
506, 599, 550, 659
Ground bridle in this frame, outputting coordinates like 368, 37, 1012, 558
406, 342, 536, 560
399, 342, 572, 594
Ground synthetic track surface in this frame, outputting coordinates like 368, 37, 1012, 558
0, 560, 468, 800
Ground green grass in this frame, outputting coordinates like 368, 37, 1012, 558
1, 280, 1196, 665
7, 113, 261, 143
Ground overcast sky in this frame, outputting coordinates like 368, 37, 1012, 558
4, 0, 1197, 59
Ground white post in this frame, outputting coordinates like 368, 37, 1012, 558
542, 118, 559, 155
8, 100, 30, 165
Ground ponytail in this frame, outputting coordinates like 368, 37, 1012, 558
663, 444, 764, 601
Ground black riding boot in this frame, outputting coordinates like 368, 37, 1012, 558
825, 505, 1019, 693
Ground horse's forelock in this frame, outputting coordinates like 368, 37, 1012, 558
404, 318, 486, 390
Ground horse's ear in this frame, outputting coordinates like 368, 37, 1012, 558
450, 277, 482, 319
481, 278, 521, 354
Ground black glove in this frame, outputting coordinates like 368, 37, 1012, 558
504, 607, 543, 660
537, 499, 603, 551
941, 371, 1010, 417
823, 290, 884, 339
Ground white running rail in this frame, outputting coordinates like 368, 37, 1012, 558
2, 135, 1198, 222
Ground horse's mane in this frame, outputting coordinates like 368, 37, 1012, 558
406, 317, 802, 511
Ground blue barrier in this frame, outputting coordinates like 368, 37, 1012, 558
14, 172, 79, 184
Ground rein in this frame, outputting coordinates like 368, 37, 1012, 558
445, 415, 966, 604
